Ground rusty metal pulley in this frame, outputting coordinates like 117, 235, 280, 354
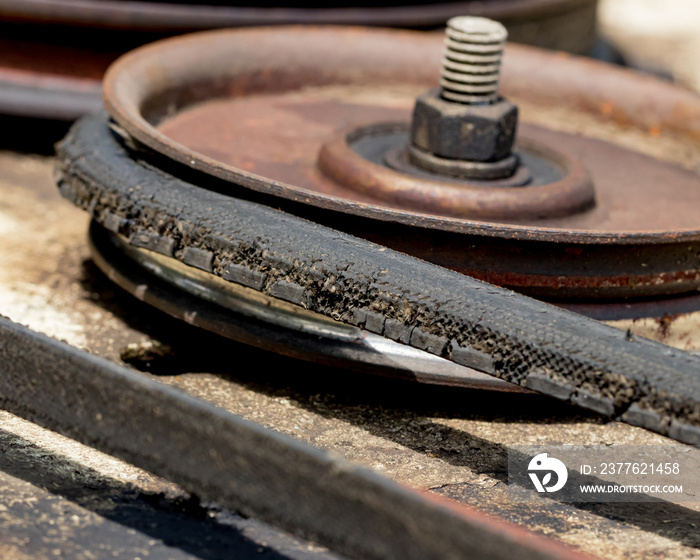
101, 24, 700, 303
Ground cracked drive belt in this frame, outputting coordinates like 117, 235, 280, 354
55, 111, 700, 447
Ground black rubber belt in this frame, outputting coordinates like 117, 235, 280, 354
54, 112, 700, 446
0, 316, 588, 560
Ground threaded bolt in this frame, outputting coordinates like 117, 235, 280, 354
440, 16, 507, 104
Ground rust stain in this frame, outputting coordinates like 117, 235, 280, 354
600, 101, 614, 116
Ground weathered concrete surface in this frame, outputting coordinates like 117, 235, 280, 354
0, 150, 698, 559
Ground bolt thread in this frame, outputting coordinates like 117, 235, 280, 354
440, 16, 507, 104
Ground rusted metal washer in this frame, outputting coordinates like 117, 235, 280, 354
102, 26, 700, 301
318, 122, 595, 219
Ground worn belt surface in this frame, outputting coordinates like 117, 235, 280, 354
54, 112, 700, 447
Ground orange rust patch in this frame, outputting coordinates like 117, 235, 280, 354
600, 101, 614, 116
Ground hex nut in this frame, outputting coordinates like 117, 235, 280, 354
410, 88, 518, 162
